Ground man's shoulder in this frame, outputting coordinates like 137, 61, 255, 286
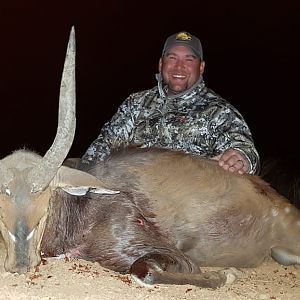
129, 86, 158, 98
200, 86, 244, 117
117, 86, 159, 110
200, 86, 231, 106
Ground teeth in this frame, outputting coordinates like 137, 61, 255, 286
173, 74, 186, 78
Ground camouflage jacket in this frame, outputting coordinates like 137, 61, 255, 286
82, 75, 260, 174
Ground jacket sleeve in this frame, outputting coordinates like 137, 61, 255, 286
81, 94, 136, 164
207, 103, 260, 174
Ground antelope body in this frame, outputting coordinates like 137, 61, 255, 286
0, 28, 299, 289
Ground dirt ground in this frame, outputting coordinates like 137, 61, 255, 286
0, 240, 299, 300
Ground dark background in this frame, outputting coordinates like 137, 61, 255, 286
0, 1, 299, 162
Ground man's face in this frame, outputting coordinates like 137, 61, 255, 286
159, 45, 205, 95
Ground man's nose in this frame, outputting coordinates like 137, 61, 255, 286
174, 60, 185, 69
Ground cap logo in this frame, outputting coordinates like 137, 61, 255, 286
175, 32, 192, 41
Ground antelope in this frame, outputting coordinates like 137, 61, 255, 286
0, 27, 299, 290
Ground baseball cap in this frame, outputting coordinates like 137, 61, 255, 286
162, 31, 203, 60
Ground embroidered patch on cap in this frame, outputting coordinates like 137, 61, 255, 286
175, 32, 192, 41
162, 31, 203, 59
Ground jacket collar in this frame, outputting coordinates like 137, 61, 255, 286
156, 73, 205, 100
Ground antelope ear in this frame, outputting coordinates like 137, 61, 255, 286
50, 165, 119, 195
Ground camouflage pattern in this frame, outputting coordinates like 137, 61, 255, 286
82, 75, 260, 174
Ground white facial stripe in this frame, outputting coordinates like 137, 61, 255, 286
8, 231, 16, 242
5, 188, 11, 196
27, 228, 35, 241
62, 186, 119, 196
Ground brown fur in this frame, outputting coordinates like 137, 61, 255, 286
81, 148, 300, 273
1, 147, 300, 288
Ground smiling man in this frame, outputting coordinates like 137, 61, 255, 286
159, 32, 205, 95
82, 31, 260, 174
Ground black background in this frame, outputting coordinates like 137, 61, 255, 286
0, 1, 299, 162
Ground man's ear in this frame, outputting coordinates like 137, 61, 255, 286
158, 58, 163, 73
200, 61, 205, 76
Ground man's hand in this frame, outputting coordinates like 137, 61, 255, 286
212, 149, 249, 174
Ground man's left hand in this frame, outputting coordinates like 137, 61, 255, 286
212, 149, 249, 174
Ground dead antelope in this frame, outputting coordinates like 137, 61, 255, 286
0, 27, 299, 290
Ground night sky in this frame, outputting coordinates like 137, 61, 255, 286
1, 1, 299, 162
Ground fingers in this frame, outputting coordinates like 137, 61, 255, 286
218, 149, 249, 174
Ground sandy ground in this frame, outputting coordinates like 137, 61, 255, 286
0, 240, 299, 300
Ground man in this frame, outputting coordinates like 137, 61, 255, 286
82, 31, 260, 174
